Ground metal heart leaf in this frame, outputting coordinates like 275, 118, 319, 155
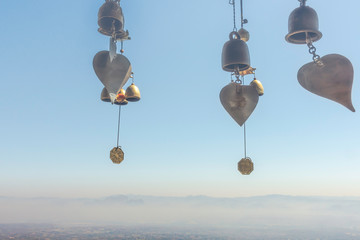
93, 51, 132, 103
298, 54, 355, 112
220, 83, 259, 126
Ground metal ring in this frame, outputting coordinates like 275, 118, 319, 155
229, 31, 241, 40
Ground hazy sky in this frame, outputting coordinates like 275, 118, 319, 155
0, 0, 359, 198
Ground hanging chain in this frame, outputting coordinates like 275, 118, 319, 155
232, 66, 242, 84
116, 105, 122, 148
306, 34, 324, 66
229, 0, 237, 31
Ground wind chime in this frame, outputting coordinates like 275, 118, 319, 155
220, 0, 264, 175
93, 0, 141, 164
286, 0, 355, 112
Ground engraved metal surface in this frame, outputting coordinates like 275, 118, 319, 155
110, 147, 124, 164
238, 157, 254, 175
220, 83, 259, 126
298, 54, 355, 112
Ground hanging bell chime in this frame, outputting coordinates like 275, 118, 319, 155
116, 88, 126, 102
285, 2, 322, 44
222, 31, 251, 72
114, 89, 128, 105
250, 78, 264, 96
101, 88, 111, 102
125, 83, 141, 102
238, 28, 250, 42
238, 157, 254, 175
98, 0, 129, 40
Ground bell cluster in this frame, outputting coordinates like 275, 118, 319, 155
285, 1, 355, 112
93, 0, 142, 165
95, 0, 141, 105
219, 1, 264, 176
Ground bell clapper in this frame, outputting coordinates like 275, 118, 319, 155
120, 40, 124, 54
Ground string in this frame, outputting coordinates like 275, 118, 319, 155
241, 75, 247, 158
116, 105, 121, 148
229, 0, 237, 31
240, 0, 244, 28
244, 123, 247, 158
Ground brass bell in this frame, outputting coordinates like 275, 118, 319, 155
222, 31, 250, 72
238, 28, 250, 42
285, 4, 322, 44
238, 157, 254, 175
98, 0, 125, 37
116, 89, 126, 102
114, 99, 128, 106
125, 83, 141, 102
250, 78, 264, 96
100, 88, 111, 102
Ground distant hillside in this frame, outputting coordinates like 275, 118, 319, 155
1, 195, 360, 229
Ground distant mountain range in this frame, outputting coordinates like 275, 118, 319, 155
1, 195, 360, 228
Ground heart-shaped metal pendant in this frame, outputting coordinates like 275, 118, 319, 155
298, 54, 355, 112
220, 82, 259, 126
93, 51, 132, 103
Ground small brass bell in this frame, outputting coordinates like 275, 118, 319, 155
110, 147, 124, 164
98, 0, 126, 38
222, 31, 250, 72
114, 99, 128, 105
238, 28, 250, 42
238, 157, 254, 175
116, 89, 126, 102
101, 88, 111, 102
285, 4, 322, 44
250, 78, 264, 96
125, 83, 141, 102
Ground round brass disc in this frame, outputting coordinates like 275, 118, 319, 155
238, 157, 254, 175
110, 147, 124, 164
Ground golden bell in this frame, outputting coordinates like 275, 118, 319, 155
125, 83, 141, 102
222, 31, 250, 72
116, 89, 126, 102
98, 0, 124, 37
238, 28, 250, 42
238, 157, 254, 175
250, 78, 264, 96
285, 5, 322, 44
101, 88, 111, 102
114, 99, 128, 106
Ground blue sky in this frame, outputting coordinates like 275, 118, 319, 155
0, 0, 359, 198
